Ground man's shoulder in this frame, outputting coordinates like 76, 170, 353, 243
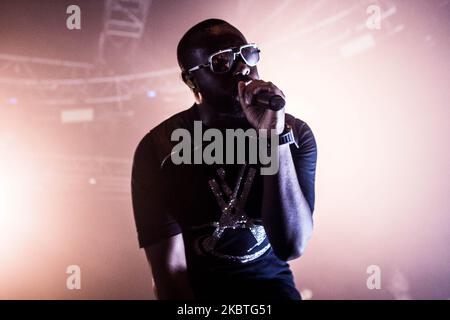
285, 112, 310, 128
285, 113, 316, 151
134, 105, 197, 164
152, 105, 198, 137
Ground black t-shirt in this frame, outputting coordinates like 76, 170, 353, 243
131, 105, 317, 300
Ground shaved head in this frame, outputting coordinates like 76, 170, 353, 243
177, 19, 246, 71
176, 19, 258, 124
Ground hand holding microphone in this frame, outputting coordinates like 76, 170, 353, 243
237, 78, 286, 134
239, 78, 285, 111
251, 90, 285, 111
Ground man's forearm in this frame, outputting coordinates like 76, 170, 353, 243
153, 269, 194, 300
144, 237, 194, 300
262, 144, 313, 261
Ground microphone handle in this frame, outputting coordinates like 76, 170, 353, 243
252, 92, 285, 111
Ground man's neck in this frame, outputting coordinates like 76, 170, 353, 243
195, 102, 249, 130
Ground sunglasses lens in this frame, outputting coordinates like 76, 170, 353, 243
211, 51, 234, 73
241, 45, 260, 66
208, 45, 260, 73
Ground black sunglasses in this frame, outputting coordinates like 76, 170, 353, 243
187, 43, 260, 74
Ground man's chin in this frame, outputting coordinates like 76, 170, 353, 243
215, 99, 245, 117
207, 105, 249, 129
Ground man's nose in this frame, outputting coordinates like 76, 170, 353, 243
233, 59, 250, 77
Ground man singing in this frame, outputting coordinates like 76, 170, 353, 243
131, 19, 317, 300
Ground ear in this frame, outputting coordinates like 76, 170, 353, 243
181, 71, 197, 90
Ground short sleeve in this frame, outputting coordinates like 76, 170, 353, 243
290, 120, 318, 214
131, 132, 182, 248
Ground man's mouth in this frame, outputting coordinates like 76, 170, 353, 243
232, 74, 254, 103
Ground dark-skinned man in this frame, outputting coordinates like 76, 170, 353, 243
131, 19, 317, 300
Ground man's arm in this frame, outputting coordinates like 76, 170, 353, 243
132, 133, 193, 299
144, 234, 194, 299
262, 143, 314, 261
237, 80, 317, 262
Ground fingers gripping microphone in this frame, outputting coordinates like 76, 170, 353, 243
252, 91, 285, 111
241, 77, 285, 111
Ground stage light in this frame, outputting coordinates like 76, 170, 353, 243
0, 146, 38, 262
300, 288, 313, 300
0, 157, 24, 255
146, 90, 157, 98
0, 175, 9, 218
6, 97, 18, 105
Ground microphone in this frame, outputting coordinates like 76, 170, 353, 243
238, 77, 286, 111
252, 91, 285, 111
